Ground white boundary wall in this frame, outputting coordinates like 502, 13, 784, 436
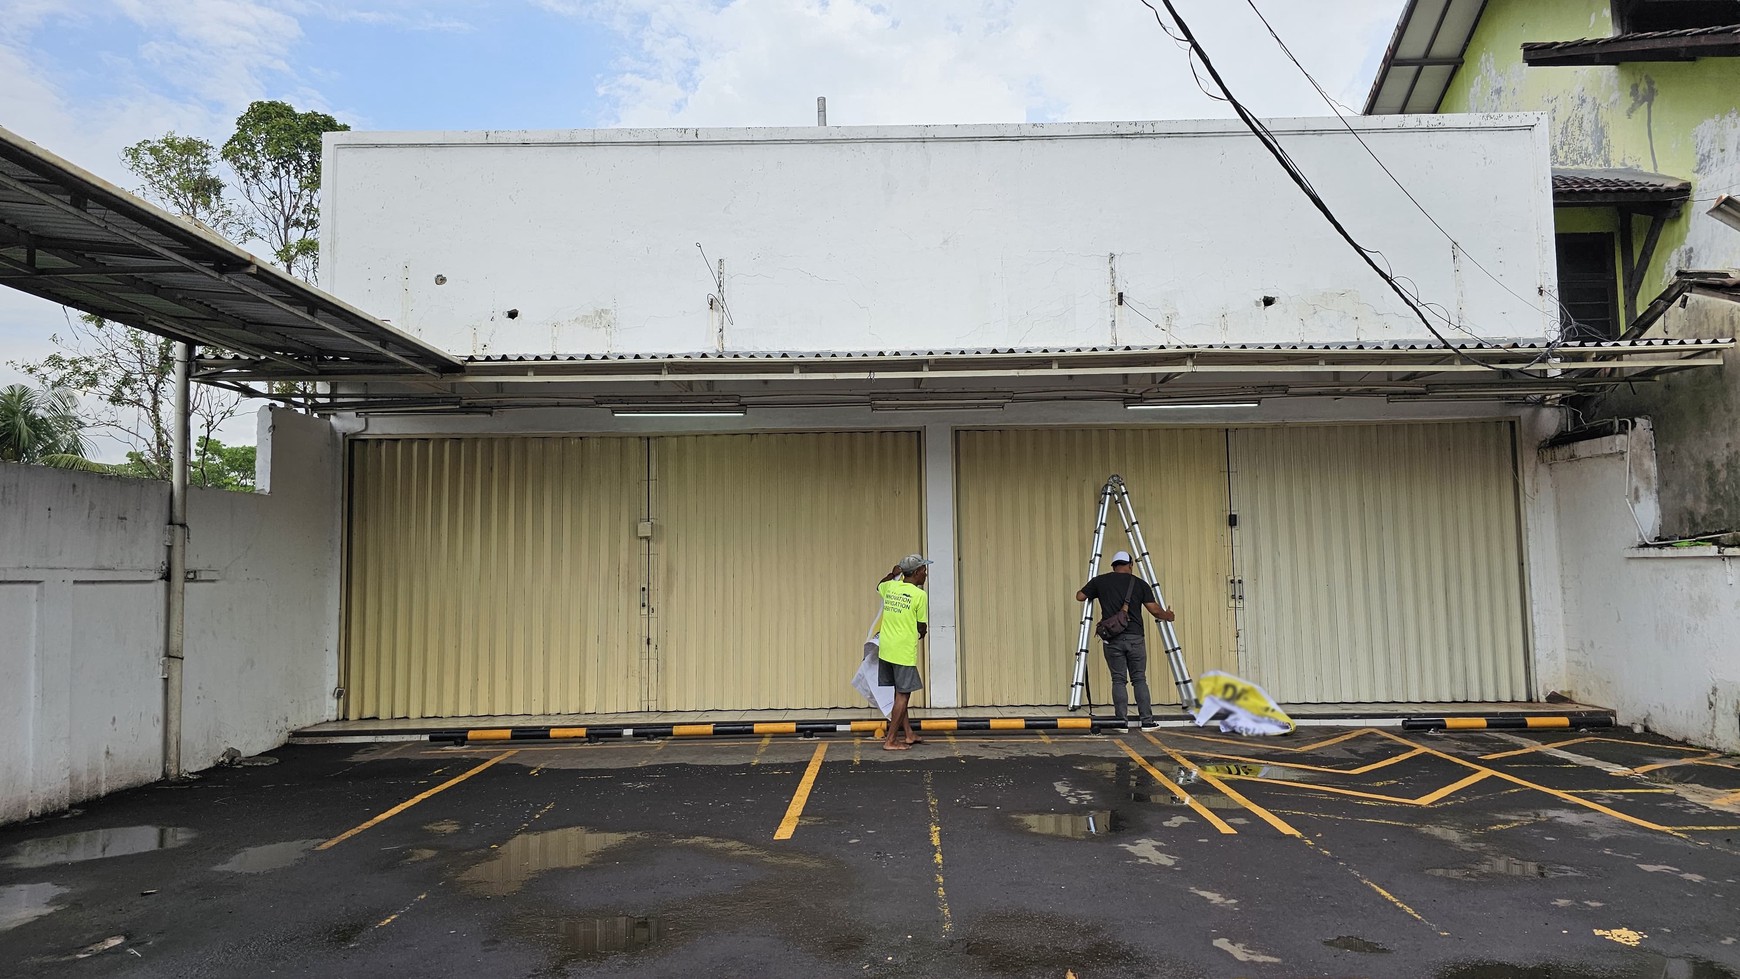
0, 408, 341, 824
1544, 421, 1740, 752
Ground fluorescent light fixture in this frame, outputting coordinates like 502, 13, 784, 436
1708, 195, 1740, 234
1124, 400, 1260, 410
610, 406, 746, 418
869, 399, 1006, 412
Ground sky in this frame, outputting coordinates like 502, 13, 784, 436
0, 0, 1406, 455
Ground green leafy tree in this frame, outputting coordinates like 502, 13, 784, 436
13, 315, 245, 482
0, 384, 95, 468
120, 133, 245, 240
221, 100, 349, 282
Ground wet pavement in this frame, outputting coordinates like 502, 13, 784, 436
1, 726, 1739, 977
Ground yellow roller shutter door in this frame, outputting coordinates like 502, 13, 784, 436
954, 429, 1237, 707
650, 432, 924, 711
343, 438, 644, 720
1230, 422, 1529, 703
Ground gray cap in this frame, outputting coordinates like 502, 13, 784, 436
1111, 550, 1133, 565
898, 554, 934, 573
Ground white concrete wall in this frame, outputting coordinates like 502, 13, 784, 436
0, 407, 341, 824
1546, 422, 1740, 751
322, 115, 1557, 357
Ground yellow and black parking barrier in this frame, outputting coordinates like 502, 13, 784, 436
1400, 713, 1615, 732
430, 715, 1143, 745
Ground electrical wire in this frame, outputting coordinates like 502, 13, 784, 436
1240, 0, 1596, 348
1136, 0, 1525, 373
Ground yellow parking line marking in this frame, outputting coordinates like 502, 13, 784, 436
1113, 740, 1237, 834
774, 742, 828, 841
853, 737, 863, 766
1304, 839, 1447, 935
946, 733, 965, 763
1372, 730, 1691, 837
923, 771, 954, 936
1142, 733, 1300, 836
1690, 758, 1740, 772
750, 735, 772, 766
1626, 753, 1721, 775
1183, 746, 1426, 776
1219, 770, 1492, 806
317, 750, 518, 850
1481, 737, 1601, 760
1481, 737, 1720, 761
375, 891, 427, 929
1165, 727, 1377, 753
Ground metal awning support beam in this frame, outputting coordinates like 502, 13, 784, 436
0, 251, 318, 376
0, 238, 326, 366
0, 166, 461, 377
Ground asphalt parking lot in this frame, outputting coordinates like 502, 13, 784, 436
3, 726, 1740, 978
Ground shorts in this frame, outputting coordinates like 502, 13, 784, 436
878, 659, 925, 694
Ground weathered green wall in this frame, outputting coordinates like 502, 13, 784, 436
1441, 0, 1740, 537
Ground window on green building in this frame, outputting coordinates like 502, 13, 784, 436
1612, 0, 1740, 33
1555, 233, 1621, 341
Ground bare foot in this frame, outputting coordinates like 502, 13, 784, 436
882, 742, 911, 751
904, 737, 927, 745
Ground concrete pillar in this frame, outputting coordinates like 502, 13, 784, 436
922, 423, 959, 707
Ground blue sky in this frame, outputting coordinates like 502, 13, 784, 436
0, 0, 1406, 453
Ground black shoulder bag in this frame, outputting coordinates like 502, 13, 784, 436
1094, 578, 1140, 641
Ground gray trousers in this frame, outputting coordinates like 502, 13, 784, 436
1102, 632, 1154, 722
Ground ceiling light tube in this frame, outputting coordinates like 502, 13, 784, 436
1124, 401, 1260, 410
610, 406, 746, 417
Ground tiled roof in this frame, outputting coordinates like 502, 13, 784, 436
1523, 23, 1740, 54
1553, 167, 1692, 200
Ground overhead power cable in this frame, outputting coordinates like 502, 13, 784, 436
1136, 0, 1520, 373
1239, 0, 1594, 347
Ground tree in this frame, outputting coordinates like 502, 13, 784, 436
0, 384, 92, 467
13, 314, 245, 482
221, 101, 349, 282
120, 133, 246, 240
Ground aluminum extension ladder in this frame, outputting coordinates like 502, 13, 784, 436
1068, 475, 1198, 712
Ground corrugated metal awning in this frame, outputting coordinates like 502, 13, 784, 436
202, 337, 1731, 414
1362, 0, 1489, 115
0, 125, 462, 378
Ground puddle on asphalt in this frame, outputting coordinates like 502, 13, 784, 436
2, 826, 194, 868
459, 828, 638, 897
1438, 955, 1738, 978
552, 915, 667, 960
1324, 935, 1390, 953
214, 839, 320, 874
1010, 810, 1125, 838
0, 882, 68, 931
1426, 856, 1579, 880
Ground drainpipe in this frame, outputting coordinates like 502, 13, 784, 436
162, 340, 191, 779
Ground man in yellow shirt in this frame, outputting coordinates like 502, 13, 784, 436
876, 554, 930, 751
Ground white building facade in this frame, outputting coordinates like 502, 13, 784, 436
303, 115, 1640, 720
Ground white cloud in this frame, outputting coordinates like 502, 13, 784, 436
571, 0, 1405, 128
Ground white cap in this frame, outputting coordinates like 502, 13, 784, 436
1111, 550, 1132, 565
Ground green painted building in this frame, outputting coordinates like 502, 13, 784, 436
1367, 0, 1740, 537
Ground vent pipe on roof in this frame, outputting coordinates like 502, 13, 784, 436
817, 96, 827, 126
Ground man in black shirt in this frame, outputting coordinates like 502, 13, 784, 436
1076, 550, 1176, 730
